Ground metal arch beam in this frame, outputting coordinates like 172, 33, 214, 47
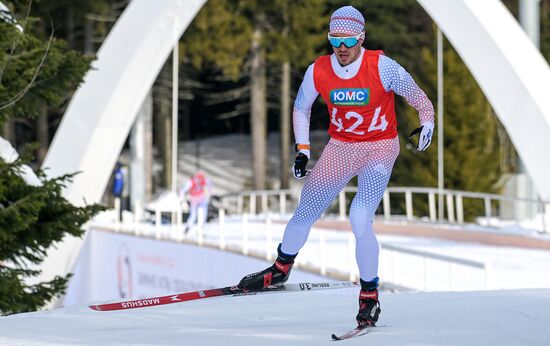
417, 0, 550, 202
38, 0, 206, 297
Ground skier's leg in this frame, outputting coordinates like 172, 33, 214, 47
239, 139, 354, 290
185, 201, 198, 231
281, 139, 355, 255
349, 137, 399, 326
197, 199, 208, 226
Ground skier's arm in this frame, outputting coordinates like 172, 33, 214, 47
292, 64, 319, 179
179, 180, 192, 200
379, 55, 434, 124
379, 55, 435, 150
293, 63, 319, 159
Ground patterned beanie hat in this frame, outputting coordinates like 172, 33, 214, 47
329, 6, 365, 36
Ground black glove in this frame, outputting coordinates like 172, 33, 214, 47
292, 153, 309, 179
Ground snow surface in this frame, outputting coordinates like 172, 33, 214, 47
0, 136, 41, 186
1, 286, 549, 345
3, 213, 550, 344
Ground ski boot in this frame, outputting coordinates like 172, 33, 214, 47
356, 277, 381, 327
238, 244, 297, 291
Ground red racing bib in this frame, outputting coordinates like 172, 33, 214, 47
313, 50, 397, 142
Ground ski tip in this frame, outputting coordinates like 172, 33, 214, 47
89, 305, 101, 311
331, 333, 341, 341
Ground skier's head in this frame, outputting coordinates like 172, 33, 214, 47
195, 170, 205, 179
328, 6, 365, 66
329, 6, 365, 36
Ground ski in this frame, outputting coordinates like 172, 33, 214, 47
89, 280, 357, 312
331, 325, 373, 341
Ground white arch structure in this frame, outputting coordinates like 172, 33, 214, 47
38, 0, 207, 292
417, 0, 550, 201
40, 0, 550, 298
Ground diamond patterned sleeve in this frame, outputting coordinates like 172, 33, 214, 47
378, 55, 435, 125
293, 64, 318, 158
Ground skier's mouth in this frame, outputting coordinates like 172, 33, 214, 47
338, 53, 350, 60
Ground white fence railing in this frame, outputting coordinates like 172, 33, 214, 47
100, 213, 488, 291
217, 186, 548, 233
103, 185, 550, 292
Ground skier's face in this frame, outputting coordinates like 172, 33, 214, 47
329, 32, 364, 66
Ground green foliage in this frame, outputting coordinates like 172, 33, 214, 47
0, 151, 104, 315
180, 0, 253, 79
179, 0, 513, 214
263, 0, 328, 67
0, 2, 102, 314
393, 42, 506, 219
0, 13, 92, 125
322, 1, 508, 219
181, 0, 328, 78
540, 0, 550, 62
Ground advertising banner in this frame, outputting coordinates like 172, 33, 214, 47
63, 229, 325, 305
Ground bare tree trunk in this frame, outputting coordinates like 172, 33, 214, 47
250, 22, 267, 190
280, 4, 291, 190
66, 7, 75, 47
130, 91, 154, 210
280, 62, 291, 189
36, 106, 49, 164
145, 97, 154, 202
153, 61, 173, 190
163, 101, 172, 190
3, 120, 15, 143
84, 16, 93, 55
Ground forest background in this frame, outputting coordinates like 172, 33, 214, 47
4, 0, 548, 198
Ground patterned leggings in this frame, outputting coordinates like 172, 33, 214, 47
281, 136, 400, 281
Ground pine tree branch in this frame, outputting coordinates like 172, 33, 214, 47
0, 0, 32, 85
0, 22, 53, 112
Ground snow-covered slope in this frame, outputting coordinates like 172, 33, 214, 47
1, 287, 549, 345
177, 131, 330, 195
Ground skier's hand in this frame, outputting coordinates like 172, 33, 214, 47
409, 122, 434, 151
292, 153, 309, 179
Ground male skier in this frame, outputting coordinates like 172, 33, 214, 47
238, 6, 434, 327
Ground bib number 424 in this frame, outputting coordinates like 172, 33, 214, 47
331, 106, 388, 135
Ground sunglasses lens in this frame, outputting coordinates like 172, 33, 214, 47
343, 37, 358, 48
328, 36, 359, 48
329, 37, 343, 48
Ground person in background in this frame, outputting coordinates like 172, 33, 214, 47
180, 170, 212, 234
237, 5, 434, 328
112, 162, 124, 221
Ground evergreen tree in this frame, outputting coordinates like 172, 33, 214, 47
395, 43, 505, 219
326, 0, 511, 219
0, 149, 103, 315
180, 0, 327, 190
0, 3, 91, 127
0, 3, 103, 314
